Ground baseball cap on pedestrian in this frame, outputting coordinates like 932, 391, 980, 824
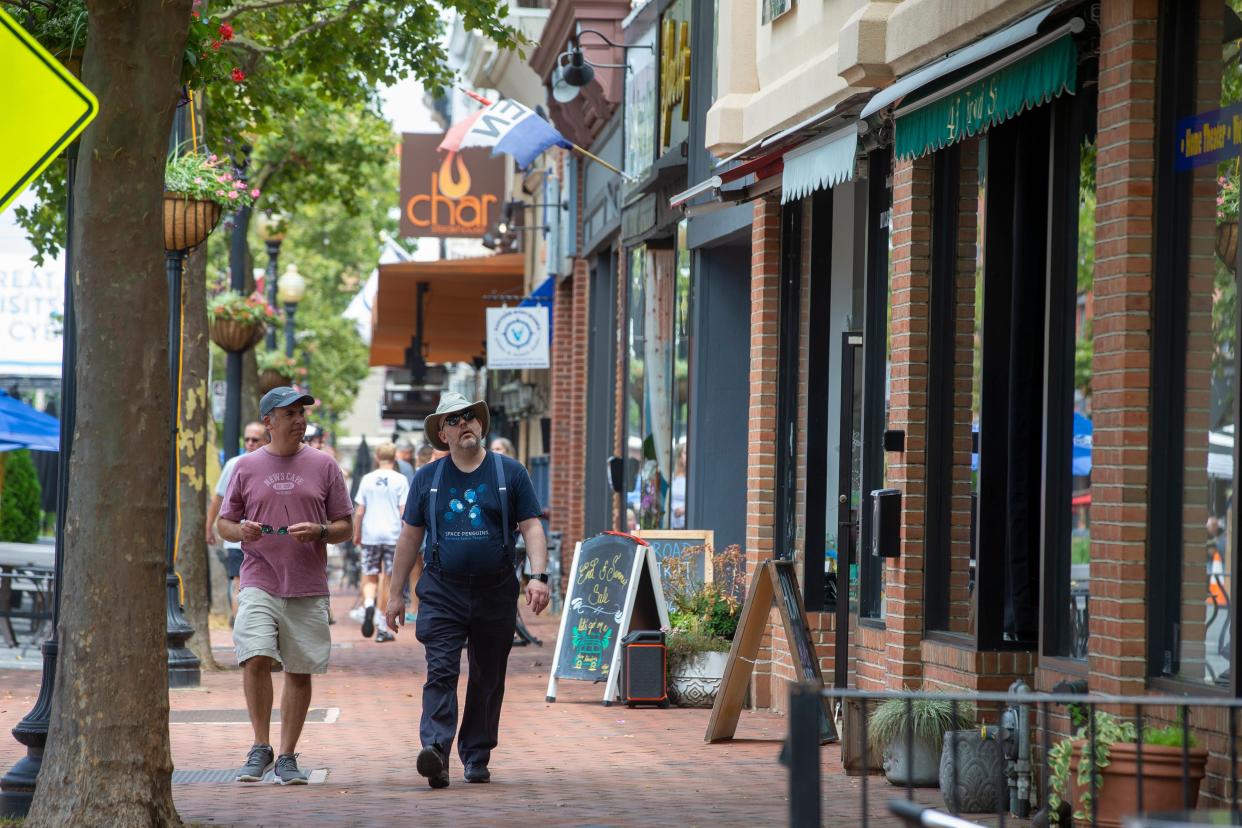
260, 386, 316, 417
423, 391, 489, 451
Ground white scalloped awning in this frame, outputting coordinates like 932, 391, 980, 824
780, 125, 858, 204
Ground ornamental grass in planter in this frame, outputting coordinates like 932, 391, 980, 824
1047, 710, 1208, 827
868, 695, 976, 788
663, 545, 746, 707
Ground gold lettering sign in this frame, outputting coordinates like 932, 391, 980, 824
660, 16, 691, 149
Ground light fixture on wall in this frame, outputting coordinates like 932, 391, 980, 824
550, 28, 652, 103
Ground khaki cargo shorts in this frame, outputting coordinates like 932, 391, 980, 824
234, 587, 331, 674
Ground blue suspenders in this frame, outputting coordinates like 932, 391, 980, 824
425, 453, 511, 569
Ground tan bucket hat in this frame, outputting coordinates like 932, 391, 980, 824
423, 391, 490, 451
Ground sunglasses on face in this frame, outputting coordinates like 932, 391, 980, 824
443, 409, 477, 427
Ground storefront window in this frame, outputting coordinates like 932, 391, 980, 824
1068, 141, 1095, 660
624, 237, 690, 532
1176, 12, 1237, 686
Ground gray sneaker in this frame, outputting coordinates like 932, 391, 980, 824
236, 744, 275, 782
274, 753, 308, 785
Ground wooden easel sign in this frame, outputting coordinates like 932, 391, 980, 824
546, 532, 670, 705
705, 559, 838, 743
634, 529, 714, 614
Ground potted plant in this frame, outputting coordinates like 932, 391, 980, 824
256, 351, 305, 394
208, 291, 278, 353
1217, 170, 1238, 269
868, 695, 975, 788
939, 719, 1006, 813
164, 150, 259, 251
663, 545, 745, 708
1047, 709, 1208, 827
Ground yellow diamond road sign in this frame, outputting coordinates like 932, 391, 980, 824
0, 7, 98, 215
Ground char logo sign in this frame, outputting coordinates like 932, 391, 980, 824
399, 133, 506, 238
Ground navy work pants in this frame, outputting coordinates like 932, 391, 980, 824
414, 566, 518, 766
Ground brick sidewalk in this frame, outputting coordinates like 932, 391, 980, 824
0, 593, 968, 827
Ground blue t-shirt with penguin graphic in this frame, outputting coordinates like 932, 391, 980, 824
404, 453, 543, 574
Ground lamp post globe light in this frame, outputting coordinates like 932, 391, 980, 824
256, 211, 288, 351
277, 263, 306, 358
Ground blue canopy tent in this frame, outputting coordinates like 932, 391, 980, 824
0, 390, 60, 452
969, 413, 1092, 476
1072, 412, 1092, 477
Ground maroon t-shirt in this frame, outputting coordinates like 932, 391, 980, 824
220, 445, 353, 598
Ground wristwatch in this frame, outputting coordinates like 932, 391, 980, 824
318, 523, 328, 541
530, 573, 549, 583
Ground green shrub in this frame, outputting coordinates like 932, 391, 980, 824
0, 450, 42, 543
867, 696, 977, 756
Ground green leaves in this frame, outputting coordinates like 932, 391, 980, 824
0, 450, 43, 544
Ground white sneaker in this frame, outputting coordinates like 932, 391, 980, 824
348, 606, 366, 622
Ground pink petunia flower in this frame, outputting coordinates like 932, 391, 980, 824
228, 190, 239, 199
250, 189, 260, 198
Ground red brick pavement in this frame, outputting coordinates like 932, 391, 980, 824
0, 594, 990, 827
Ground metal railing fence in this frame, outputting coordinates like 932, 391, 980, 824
787, 685, 1242, 827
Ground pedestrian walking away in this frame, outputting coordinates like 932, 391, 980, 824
207, 421, 269, 625
386, 391, 550, 789
353, 441, 409, 643
217, 387, 354, 786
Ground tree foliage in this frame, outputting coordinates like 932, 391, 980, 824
0, 449, 42, 543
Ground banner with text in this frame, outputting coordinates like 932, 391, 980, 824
486, 306, 549, 369
1176, 101, 1242, 171
0, 197, 63, 377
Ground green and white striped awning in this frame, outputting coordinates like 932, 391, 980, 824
894, 34, 1077, 161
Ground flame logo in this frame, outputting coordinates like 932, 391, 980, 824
438, 153, 471, 199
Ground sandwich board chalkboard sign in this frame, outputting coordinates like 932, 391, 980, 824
634, 529, 713, 612
546, 532, 670, 705
705, 559, 837, 744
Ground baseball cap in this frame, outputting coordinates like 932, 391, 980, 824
260, 386, 315, 417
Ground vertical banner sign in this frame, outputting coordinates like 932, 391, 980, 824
399, 133, 506, 238
486, 306, 549, 369
1174, 101, 1242, 170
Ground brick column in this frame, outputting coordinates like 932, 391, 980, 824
1088, 0, 1161, 696
747, 196, 781, 707
882, 154, 933, 691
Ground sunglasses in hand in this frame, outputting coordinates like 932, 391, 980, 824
253, 505, 298, 536
444, 409, 477, 427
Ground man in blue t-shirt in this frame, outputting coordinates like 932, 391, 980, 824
385, 392, 549, 789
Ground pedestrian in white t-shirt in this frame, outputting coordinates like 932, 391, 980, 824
353, 442, 409, 642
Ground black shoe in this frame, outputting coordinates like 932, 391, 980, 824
417, 745, 449, 789
464, 763, 490, 783
361, 606, 375, 638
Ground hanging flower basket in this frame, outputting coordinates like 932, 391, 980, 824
163, 192, 222, 252
1216, 221, 1238, 271
258, 368, 292, 394
209, 318, 265, 353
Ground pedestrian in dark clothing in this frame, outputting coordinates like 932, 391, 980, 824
385, 391, 550, 788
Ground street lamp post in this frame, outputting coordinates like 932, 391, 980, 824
256, 212, 287, 351
164, 248, 201, 689
277, 263, 306, 359
223, 147, 251, 462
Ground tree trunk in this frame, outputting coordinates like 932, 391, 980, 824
178, 247, 219, 671
27, 1, 191, 825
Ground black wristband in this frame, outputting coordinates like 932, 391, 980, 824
319, 523, 327, 541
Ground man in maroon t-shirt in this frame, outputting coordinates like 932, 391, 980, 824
218, 387, 353, 785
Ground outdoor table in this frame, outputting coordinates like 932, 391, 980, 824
0, 542, 55, 647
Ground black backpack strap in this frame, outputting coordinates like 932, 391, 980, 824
493, 451, 512, 565
427, 458, 446, 565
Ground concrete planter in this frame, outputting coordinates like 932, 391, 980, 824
882, 736, 941, 788
939, 730, 1006, 813
667, 651, 728, 708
